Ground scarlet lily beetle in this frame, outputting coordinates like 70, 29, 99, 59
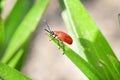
44, 21, 73, 54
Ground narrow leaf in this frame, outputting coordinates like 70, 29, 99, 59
98, 60, 120, 79
98, 60, 114, 80
14, 38, 31, 70
63, 0, 119, 78
11, 38, 31, 70
4, 0, 34, 45
107, 54, 120, 75
0, 62, 31, 80
64, 0, 117, 61
0, 16, 4, 52
48, 35, 102, 80
7, 49, 24, 68
1, 0, 49, 63
62, 10, 87, 61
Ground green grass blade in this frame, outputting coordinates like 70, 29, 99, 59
4, 0, 34, 46
63, 0, 120, 78
48, 35, 102, 80
64, 0, 117, 60
61, 8, 107, 80
7, 49, 24, 68
59, 0, 87, 61
58, 0, 120, 79
99, 59, 120, 80
1, 0, 49, 63
61, 9, 114, 80
107, 54, 120, 75
8, 38, 31, 70
0, 62, 31, 80
98, 60, 114, 80
14, 38, 31, 70
0, 16, 4, 52
62, 10, 87, 61
14, 49, 27, 70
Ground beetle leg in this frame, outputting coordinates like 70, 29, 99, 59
61, 41, 65, 55
54, 37, 65, 55
58, 39, 65, 55
56, 38, 60, 49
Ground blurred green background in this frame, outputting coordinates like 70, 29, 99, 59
1, 0, 120, 80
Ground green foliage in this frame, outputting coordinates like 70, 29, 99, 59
49, 35, 101, 80
1, 0, 49, 64
4, 0, 35, 46
0, 0, 49, 79
0, 16, 4, 51
0, 62, 31, 80
51, 0, 120, 79
0, 0, 120, 79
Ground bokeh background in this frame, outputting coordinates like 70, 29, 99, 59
2, 0, 120, 80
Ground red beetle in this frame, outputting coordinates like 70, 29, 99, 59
53, 31, 73, 44
44, 22, 73, 44
44, 21, 73, 54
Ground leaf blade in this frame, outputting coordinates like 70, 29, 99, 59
1, 0, 49, 63
4, 0, 34, 45
0, 62, 31, 80
0, 16, 4, 53
59, 0, 120, 79
48, 35, 102, 80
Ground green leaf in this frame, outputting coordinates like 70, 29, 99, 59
98, 59, 120, 80
14, 49, 26, 70
58, 0, 120, 79
60, 3, 105, 80
62, 0, 120, 78
62, 10, 87, 61
48, 35, 101, 80
64, 0, 117, 60
0, 62, 31, 80
98, 60, 114, 80
7, 49, 24, 68
4, 0, 34, 47
1, 0, 49, 63
9, 38, 31, 70
61, 11, 116, 79
107, 54, 120, 76
59, 0, 87, 61
0, 16, 4, 52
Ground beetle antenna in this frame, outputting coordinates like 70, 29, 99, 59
43, 20, 51, 32
44, 29, 50, 33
